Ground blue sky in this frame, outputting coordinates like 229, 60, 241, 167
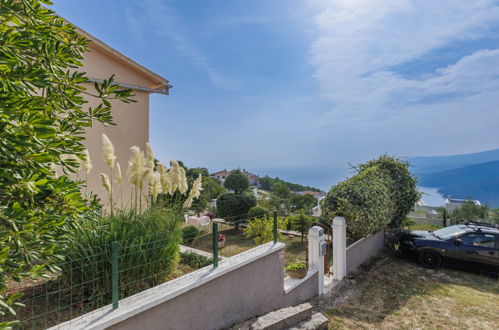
52, 0, 499, 190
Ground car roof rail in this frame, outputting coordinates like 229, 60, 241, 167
461, 220, 498, 230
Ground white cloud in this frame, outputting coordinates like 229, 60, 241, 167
128, 0, 243, 90
308, 0, 499, 121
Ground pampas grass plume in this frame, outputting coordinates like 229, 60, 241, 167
83, 149, 92, 174
100, 173, 111, 194
116, 162, 123, 186
102, 134, 116, 170
128, 146, 145, 188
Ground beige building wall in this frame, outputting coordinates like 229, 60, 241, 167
76, 31, 169, 210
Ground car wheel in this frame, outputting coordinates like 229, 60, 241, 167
418, 250, 442, 269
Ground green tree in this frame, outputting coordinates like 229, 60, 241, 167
259, 176, 272, 191
190, 176, 226, 213
202, 176, 226, 201
244, 215, 288, 244
273, 181, 291, 199
224, 170, 249, 194
290, 194, 317, 213
0, 1, 134, 323
216, 193, 256, 222
187, 167, 209, 179
290, 211, 314, 243
450, 200, 489, 222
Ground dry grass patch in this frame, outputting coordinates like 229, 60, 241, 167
322, 252, 499, 329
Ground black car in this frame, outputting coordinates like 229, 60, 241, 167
399, 224, 499, 274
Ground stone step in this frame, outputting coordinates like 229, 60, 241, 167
288, 313, 329, 330
249, 303, 313, 330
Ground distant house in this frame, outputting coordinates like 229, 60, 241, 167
211, 169, 259, 186
445, 195, 481, 212
295, 190, 326, 199
211, 169, 231, 181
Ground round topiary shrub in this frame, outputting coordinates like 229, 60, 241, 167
358, 155, 421, 228
182, 225, 200, 243
216, 193, 256, 222
248, 205, 270, 219
321, 165, 397, 241
223, 170, 250, 194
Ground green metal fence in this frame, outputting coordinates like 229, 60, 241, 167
4, 213, 281, 329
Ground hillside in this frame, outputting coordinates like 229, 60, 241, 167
410, 148, 499, 175
417, 160, 499, 207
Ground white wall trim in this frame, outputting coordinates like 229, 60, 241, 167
346, 233, 373, 250
283, 268, 318, 294
51, 242, 285, 330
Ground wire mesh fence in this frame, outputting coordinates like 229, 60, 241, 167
3, 210, 312, 329
3, 229, 202, 329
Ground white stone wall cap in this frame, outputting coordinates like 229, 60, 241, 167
307, 226, 324, 238
50, 242, 286, 330
333, 216, 346, 225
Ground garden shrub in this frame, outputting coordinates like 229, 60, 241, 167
248, 205, 270, 219
59, 207, 183, 301
244, 216, 288, 244
180, 252, 212, 268
322, 165, 397, 241
358, 155, 420, 228
216, 193, 256, 222
182, 225, 200, 243
0, 1, 134, 322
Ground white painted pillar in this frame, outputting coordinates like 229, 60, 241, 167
332, 216, 347, 280
308, 226, 325, 295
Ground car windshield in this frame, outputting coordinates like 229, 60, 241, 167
432, 226, 467, 240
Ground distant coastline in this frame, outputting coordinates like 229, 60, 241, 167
418, 186, 445, 207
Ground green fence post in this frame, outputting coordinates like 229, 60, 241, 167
112, 241, 120, 309
273, 210, 278, 244
212, 222, 219, 268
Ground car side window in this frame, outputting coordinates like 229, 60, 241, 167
460, 233, 496, 248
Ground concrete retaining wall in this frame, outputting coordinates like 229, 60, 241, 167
346, 231, 384, 274
56, 243, 318, 330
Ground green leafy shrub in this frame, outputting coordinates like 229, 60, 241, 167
59, 207, 182, 301
216, 193, 256, 221
0, 1, 135, 323
358, 155, 421, 228
322, 165, 397, 241
248, 205, 270, 219
182, 226, 200, 243
244, 216, 288, 244
285, 261, 307, 272
180, 252, 212, 268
